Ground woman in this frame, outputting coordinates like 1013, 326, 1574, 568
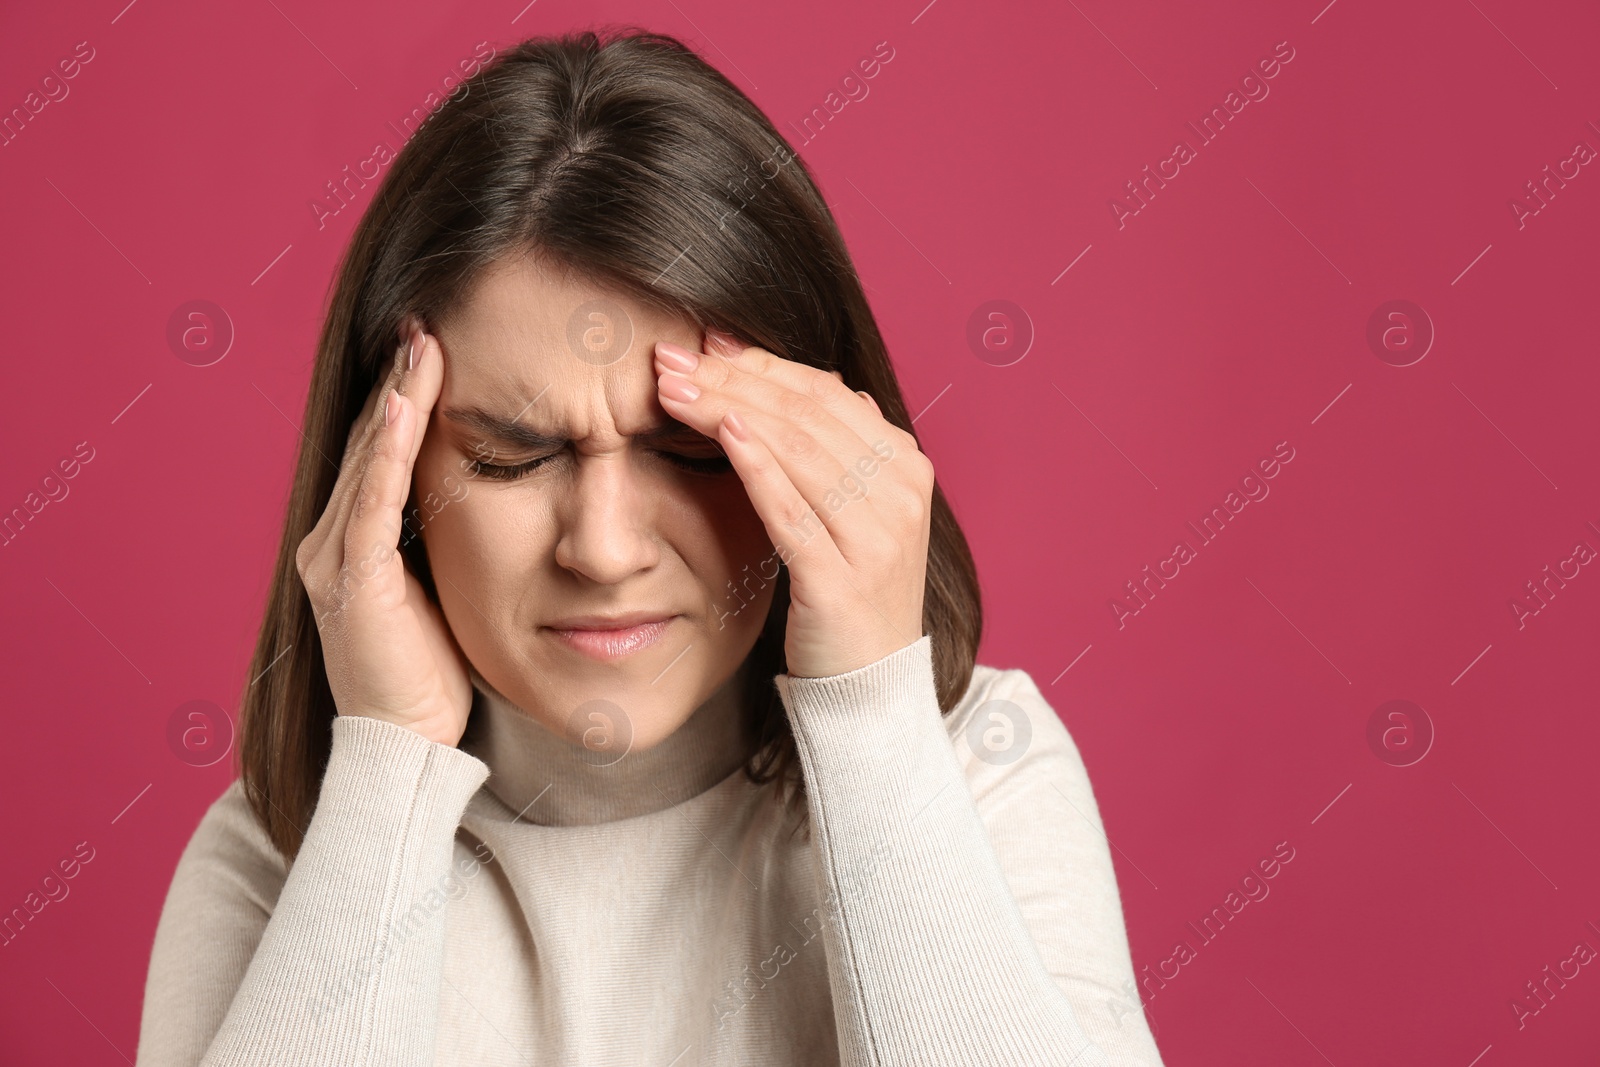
136, 28, 1164, 1067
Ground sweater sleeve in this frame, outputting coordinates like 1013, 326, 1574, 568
773, 635, 1165, 1067
135, 713, 491, 1067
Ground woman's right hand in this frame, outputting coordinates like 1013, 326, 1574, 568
295, 320, 474, 748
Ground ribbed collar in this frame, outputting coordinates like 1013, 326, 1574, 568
458, 654, 760, 827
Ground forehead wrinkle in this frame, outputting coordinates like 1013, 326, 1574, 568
442, 332, 677, 449
437, 258, 706, 451
439, 404, 700, 449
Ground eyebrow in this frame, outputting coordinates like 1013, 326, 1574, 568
438, 406, 704, 450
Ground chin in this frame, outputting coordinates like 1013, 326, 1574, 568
535, 678, 691, 755
623, 713, 692, 752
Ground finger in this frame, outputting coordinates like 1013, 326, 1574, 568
398, 329, 445, 475
674, 333, 892, 477
674, 333, 926, 521
393, 329, 448, 549
714, 407, 849, 580
341, 385, 416, 606
348, 318, 417, 452
680, 335, 866, 445
697, 331, 903, 456
334, 324, 416, 517
718, 398, 895, 562
306, 325, 414, 574
657, 340, 894, 562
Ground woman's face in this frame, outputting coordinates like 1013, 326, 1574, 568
410, 253, 777, 751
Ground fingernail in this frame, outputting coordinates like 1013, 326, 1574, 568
858, 390, 880, 413
658, 373, 700, 402
412, 326, 432, 371
724, 409, 750, 441
706, 327, 739, 349
386, 390, 399, 425
656, 341, 699, 373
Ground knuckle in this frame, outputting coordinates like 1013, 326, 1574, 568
910, 479, 933, 517
870, 423, 912, 457
349, 545, 385, 583
882, 450, 934, 509
778, 499, 819, 540
740, 445, 770, 482
775, 387, 820, 426
738, 344, 771, 371
777, 423, 820, 463
370, 417, 401, 461
806, 366, 841, 403
884, 435, 931, 476
350, 484, 376, 523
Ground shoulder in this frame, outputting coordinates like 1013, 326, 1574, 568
943, 659, 1077, 758
164, 778, 290, 915
942, 660, 1097, 813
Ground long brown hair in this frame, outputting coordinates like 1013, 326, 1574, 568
238, 26, 983, 862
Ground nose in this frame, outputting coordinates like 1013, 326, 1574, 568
551, 452, 661, 584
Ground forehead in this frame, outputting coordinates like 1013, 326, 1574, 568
434, 253, 698, 440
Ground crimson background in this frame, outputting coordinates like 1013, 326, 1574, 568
1, 0, 1597, 1064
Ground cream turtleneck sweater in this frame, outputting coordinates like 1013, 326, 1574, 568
134, 635, 1165, 1066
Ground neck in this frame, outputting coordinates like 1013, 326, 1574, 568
460, 655, 760, 826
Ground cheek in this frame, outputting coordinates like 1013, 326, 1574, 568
429, 486, 529, 571
422, 488, 545, 668
412, 446, 526, 584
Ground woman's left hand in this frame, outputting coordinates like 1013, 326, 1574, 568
654, 330, 934, 679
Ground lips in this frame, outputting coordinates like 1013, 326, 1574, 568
543, 612, 678, 661
545, 610, 677, 631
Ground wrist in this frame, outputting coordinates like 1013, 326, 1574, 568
339, 709, 463, 748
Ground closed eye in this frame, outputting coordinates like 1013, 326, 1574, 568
469, 448, 732, 481
656, 450, 734, 475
